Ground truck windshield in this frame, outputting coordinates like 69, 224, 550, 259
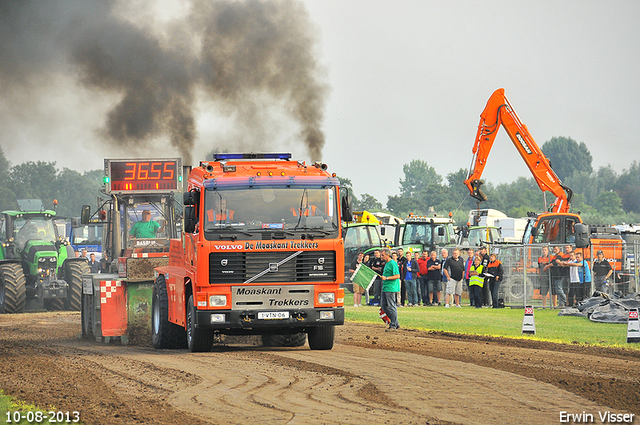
203, 186, 339, 238
72, 223, 103, 246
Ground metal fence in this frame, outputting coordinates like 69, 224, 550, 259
490, 243, 639, 308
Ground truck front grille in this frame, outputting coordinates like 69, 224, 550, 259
209, 251, 336, 284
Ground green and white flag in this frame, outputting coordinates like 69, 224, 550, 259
351, 263, 378, 291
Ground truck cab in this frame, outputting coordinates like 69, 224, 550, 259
154, 153, 347, 352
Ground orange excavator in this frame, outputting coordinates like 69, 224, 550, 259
465, 88, 573, 213
464, 88, 626, 290
464, 88, 584, 246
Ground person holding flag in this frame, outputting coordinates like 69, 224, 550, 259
380, 248, 400, 331
349, 252, 365, 307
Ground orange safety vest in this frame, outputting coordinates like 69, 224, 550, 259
207, 209, 234, 222
291, 205, 317, 217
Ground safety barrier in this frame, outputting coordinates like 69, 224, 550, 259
488, 243, 639, 308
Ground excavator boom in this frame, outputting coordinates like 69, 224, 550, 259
464, 88, 573, 213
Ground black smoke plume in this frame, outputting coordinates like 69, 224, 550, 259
0, 0, 327, 164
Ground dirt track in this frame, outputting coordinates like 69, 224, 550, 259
1, 312, 639, 424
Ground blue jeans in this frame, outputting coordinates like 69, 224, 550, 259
489, 279, 501, 308
405, 279, 418, 305
419, 276, 429, 305
381, 291, 399, 329
553, 277, 567, 306
469, 285, 483, 308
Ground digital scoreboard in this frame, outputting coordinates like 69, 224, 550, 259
104, 159, 182, 194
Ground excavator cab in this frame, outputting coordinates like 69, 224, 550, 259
524, 213, 583, 246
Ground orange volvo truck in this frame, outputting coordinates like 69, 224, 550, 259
153, 153, 348, 352
463, 89, 623, 272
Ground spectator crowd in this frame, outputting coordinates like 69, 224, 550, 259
350, 243, 601, 317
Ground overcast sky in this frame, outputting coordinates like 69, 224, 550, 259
1, 0, 639, 206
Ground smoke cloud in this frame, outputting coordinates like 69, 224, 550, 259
0, 0, 328, 165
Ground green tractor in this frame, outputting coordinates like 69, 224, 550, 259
0, 199, 89, 313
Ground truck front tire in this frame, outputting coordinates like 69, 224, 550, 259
261, 333, 307, 348
186, 294, 214, 352
0, 263, 27, 314
152, 276, 187, 349
307, 325, 335, 350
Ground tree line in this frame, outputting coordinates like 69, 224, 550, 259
0, 147, 102, 218
1, 136, 639, 226
342, 136, 640, 226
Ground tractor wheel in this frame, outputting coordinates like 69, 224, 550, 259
307, 325, 335, 350
152, 276, 187, 349
81, 293, 93, 339
261, 333, 307, 348
45, 298, 64, 311
64, 261, 88, 311
0, 263, 27, 314
186, 294, 214, 352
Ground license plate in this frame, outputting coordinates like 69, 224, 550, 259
258, 311, 290, 320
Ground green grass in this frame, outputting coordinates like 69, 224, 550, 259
343, 293, 640, 349
0, 390, 70, 425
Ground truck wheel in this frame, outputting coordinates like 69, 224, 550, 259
0, 263, 27, 314
261, 333, 307, 347
186, 294, 214, 352
64, 261, 89, 311
307, 325, 335, 350
152, 276, 186, 349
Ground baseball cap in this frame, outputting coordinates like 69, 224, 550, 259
596, 249, 604, 255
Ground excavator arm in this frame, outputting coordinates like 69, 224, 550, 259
463, 88, 573, 213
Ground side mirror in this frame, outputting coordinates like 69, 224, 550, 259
574, 223, 590, 248
380, 227, 386, 236
183, 190, 198, 206
531, 227, 539, 237
184, 206, 197, 233
438, 227, 445, 236
341, 189, 352, 223
80, 205, 91, 225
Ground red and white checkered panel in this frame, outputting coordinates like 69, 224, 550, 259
100, 280, 128, 337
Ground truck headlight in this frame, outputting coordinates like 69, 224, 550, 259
209, 295, 227, 307
318, 292, 335, 304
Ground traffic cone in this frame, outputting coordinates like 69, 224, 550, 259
522, 305, 536, 335
627, 308, 640, 343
